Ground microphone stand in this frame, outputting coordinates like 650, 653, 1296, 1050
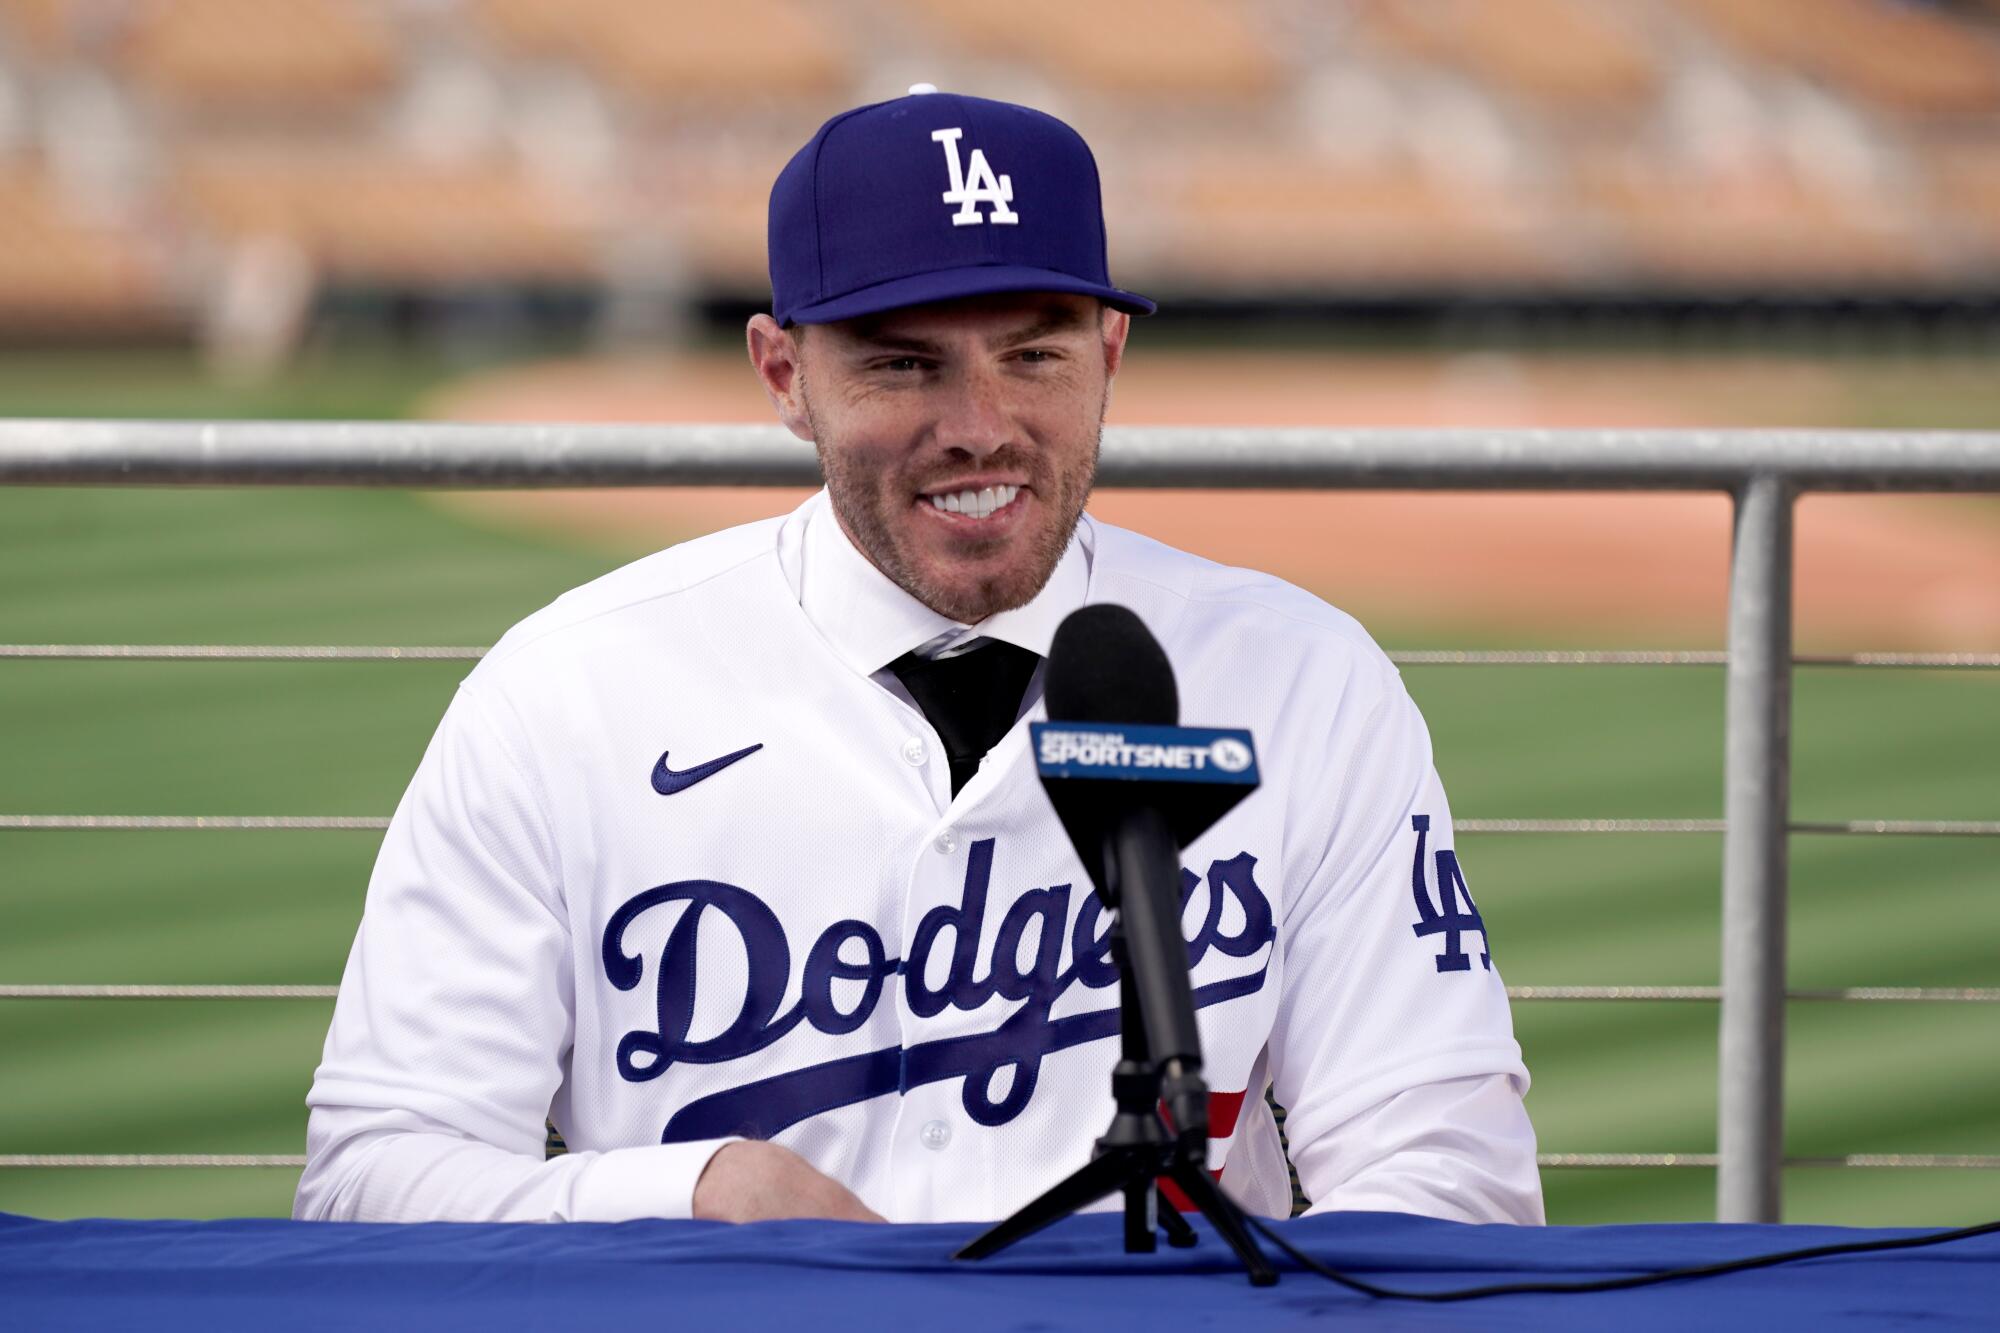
954, 822, 1278, 1287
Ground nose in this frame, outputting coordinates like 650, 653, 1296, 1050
933, 361, 1014, 459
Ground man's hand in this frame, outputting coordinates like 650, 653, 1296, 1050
692, 1140, 885, 1223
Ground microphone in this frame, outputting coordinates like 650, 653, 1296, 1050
960, 604, 1277, 1284
1035, 604, 1260, 1152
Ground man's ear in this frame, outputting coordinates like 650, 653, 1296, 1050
1100, 306, 1131, 382
746, 314, 815, 443
1099, 307, 1131, 414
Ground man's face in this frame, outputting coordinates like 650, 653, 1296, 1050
749, 292, 1129, 624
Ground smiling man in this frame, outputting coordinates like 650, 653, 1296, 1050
296, 89, 1543, 1229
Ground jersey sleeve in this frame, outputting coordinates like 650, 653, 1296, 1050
1266, 673, 1544, 1225
297, 683, 737, 1222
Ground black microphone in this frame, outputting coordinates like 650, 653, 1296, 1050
1044, 602, 1179, 729
1038, 604, 1260, 1152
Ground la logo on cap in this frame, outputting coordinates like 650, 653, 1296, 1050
931, 128, 1018, 227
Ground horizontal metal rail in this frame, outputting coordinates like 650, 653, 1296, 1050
1789, 820, 2000, 836
6, 645, 2000, 668
1507, 987, 2000, 1003
1464, 819, 2000, 836
1791, 1155, 2000, 1169
0, 645, 488, 661
1396, 651, 2000, 669
0, 816, 392, 830
1535, 1154, 2000, 1170
1795, 653, 2000, 670
1540, 1153, 1719, 1168
6, 421, 2000, 491
0, 985, 342, 999
8, 815, 1997, 835
0, 1155, 310, 1168
7, 815, 1996, 835
6, 984, 1994, 1002
5, 1152, 1994, 1170
1462, 819, 1727, 834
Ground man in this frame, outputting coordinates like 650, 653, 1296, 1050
296, 89, 1542, 1228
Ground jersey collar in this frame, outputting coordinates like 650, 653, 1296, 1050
787, 489, 1092, 678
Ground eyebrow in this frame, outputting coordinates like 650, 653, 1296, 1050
843, 304, 1092, 356
992, 306, 1091, 349
845, 329, 946, 355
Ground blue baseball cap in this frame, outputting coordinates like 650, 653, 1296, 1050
768, 87, 1155, 327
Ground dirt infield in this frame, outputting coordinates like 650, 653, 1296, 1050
424, 351, 2000, 650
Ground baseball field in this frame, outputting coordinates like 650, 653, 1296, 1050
2, 345, 1995, 1227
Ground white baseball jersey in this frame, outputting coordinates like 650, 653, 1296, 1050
297, 490, 1541, 1226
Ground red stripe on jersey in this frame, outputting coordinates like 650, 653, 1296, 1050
1154, 1089, 1247, 1212
1207, 1089, 1247, 1139
1157, 1089, 1248, 1139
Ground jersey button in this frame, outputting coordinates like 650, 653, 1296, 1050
901, 736, 928, 766
934, 830, 956, 855
920, 1119, 952, 1151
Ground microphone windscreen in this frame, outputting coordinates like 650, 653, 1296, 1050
1045, 603, 1178, 725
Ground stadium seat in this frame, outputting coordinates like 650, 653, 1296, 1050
474, 0, 851, 106
1929, 140, 2000, 258
177, 150, 603, 286
114, 0, 400, 113
899, 0, 1278, 100
1149, 149, 1555, 290
0, 0, 85, 57
0, 166, 173, 329
1675, 0, 2000, 116
1359, 0, 1659, 113
1576, 148, 1941, 287
630, 147, 788, 289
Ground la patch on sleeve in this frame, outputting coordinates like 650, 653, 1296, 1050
1409, 814, 1491, 972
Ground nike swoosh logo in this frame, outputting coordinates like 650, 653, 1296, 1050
651, 743, 764, 795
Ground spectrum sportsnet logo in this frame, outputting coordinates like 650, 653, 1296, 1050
601, 838, 1274, 1144
1033, 722, 1260, 782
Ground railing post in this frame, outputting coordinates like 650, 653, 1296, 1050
1718, 473, 1795, 1222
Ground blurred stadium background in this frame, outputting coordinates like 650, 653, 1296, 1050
0, 0, 1996, 1227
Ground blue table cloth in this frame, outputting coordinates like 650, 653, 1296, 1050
3, 1209, 1996, 1330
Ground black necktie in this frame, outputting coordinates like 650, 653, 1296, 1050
889, 640, 1042, 796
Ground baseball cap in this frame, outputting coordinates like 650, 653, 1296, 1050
768, 86, 1155, 327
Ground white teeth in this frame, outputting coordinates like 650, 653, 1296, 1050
928, 484, 1021, 519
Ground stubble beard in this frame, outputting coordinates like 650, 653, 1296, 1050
805, 389, 1101, 624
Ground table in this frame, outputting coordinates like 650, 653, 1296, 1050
3, 1208, 1996, 1330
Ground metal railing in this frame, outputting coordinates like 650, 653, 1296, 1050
4, 421, 1999, 1221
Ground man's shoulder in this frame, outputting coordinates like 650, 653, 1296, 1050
473, 515, 785, 681
1087, 516, 1396, 679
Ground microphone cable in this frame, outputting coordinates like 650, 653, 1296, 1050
1242, 1212, 2000, 1302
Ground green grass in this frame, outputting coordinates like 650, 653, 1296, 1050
1, 350, 1996, 1228
0, 347, 463, 421
1408, 663, 2000, 1227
